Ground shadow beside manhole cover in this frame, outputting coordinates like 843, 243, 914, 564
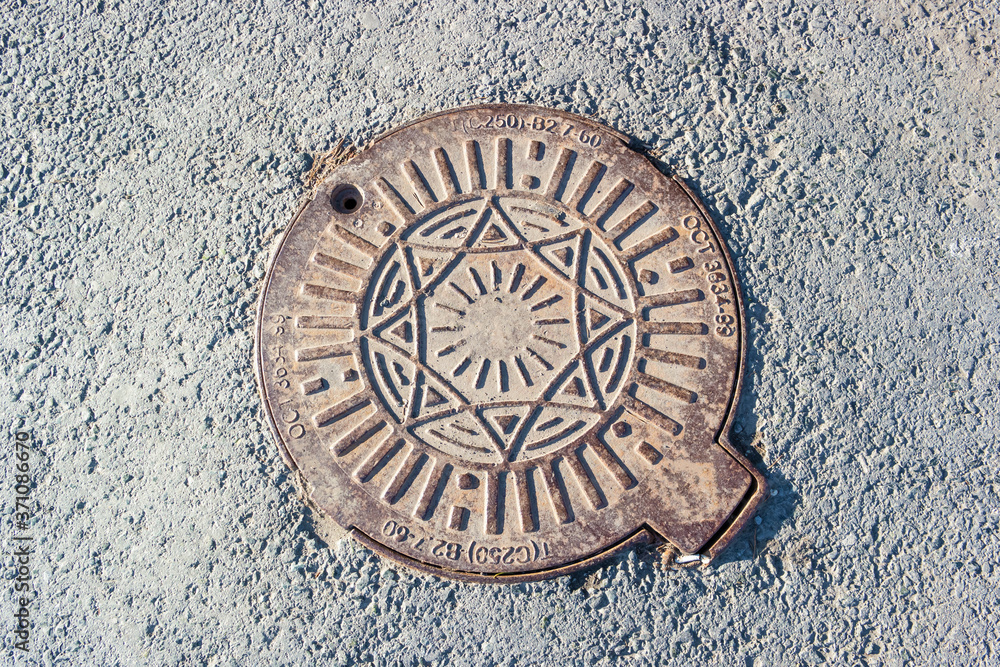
255, 105, 767, 582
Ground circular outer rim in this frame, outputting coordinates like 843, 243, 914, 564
253, 105, 768, 582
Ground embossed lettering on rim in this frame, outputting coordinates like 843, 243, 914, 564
254, 104, 767, 583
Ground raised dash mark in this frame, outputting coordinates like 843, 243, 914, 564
588, 178, 633, 224
621, 226, 679, 262
403, 160, 436, 208
354, 437, 404, 483
587, 439, 635, 489
495, 137, 511, 190
448, 281, 475, 304
314, 395, 374, 428
491, 261, 502, 291
508, 263, 526, 293
514, 356, 533, 386
635, 372, 697, 403
539, 461, 571, 524
300, 377, 325, 395
669, 256, 694, 273
642, 322, 707, 336
520, 275, 546, 301
383, 448, 428, 504
448, 506, 469, 531
624, 395, 682, 436
636, 441, 663, 465
468, 267, 488, 295
564, 450, 605, 510
301, 283, 353, 303
528, 140, 544, 161
527, 347, 553, 370
484, 472, 502, 534
531, 334, 567, 350
475, 359, 491, 388
545, 147, 575, 201
530, 295, 562, 312
644, 289, 703, 308
641, 347, 704, 369
451, 356, 472, 377
313, 252, 366, 278
433, 147, 459, 197
433, 302, 466, 316
332, 224, 380, 255
513, 469, 537, 533
414, 461, 452, 521
332, 417, 388, 457
464, 140, 485, 190
566, 160, 604, 213
373, 177, 416, 220
607, 200, 656, 238
435, 340, 467, 357
295, 343, 351, 362
296, 315, 353, 330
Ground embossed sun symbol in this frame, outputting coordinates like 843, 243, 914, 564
424, 252, 579, 401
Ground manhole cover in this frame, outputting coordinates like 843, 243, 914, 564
255, 105, 767, 582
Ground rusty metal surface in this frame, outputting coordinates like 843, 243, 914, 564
254, 104, 767, 582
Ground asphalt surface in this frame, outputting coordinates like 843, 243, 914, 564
1, 0, 998, 665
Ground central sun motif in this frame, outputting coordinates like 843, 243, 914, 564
359, 196, 637, 465
423, 250, 578, 404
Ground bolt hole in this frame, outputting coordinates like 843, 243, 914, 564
331, 185, 363, 214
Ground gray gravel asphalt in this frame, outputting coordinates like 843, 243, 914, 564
2, 0, 998, 664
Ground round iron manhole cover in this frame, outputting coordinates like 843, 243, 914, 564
255, 105, 767, 582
